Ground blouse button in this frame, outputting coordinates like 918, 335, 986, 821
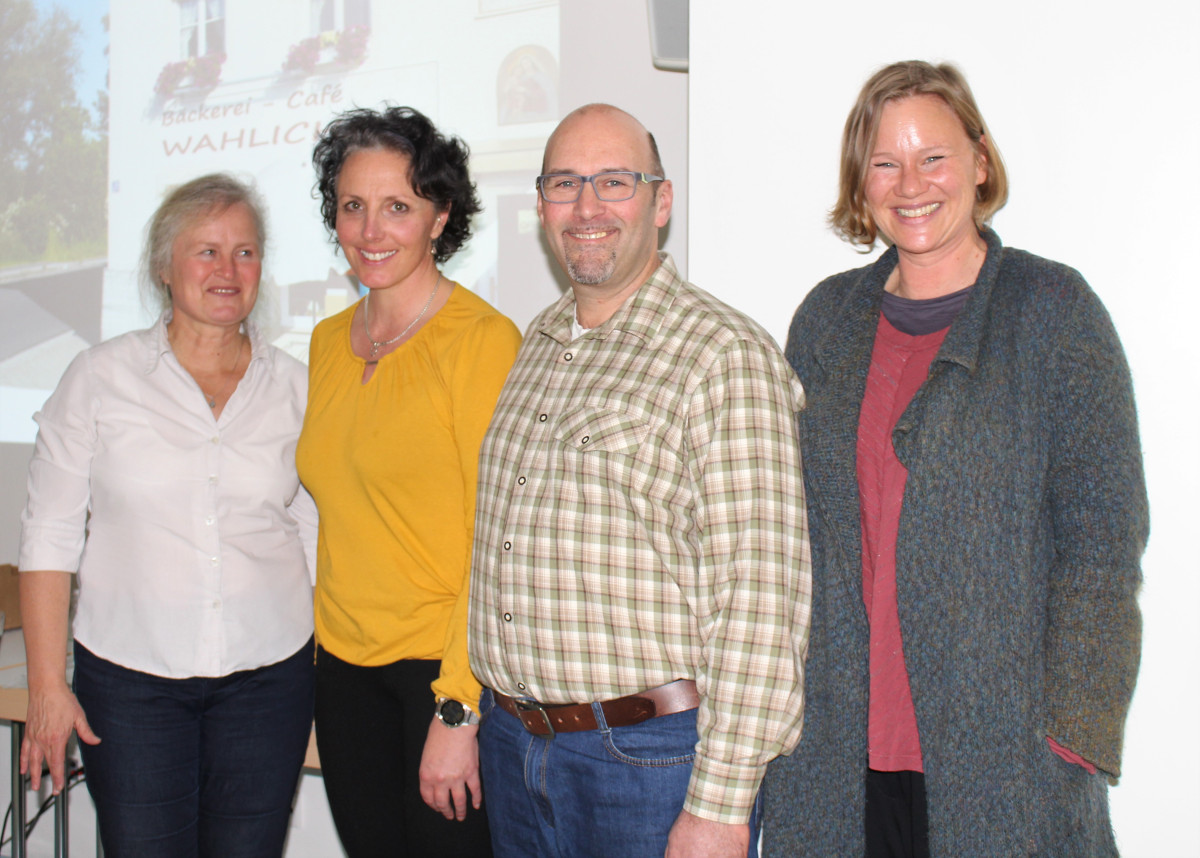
517, 476, 526, 485
503, 613, 512, 622
538, 413, 548, 422
503, 541, 512, 551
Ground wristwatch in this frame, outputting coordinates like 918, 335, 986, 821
436, 697, 480, 727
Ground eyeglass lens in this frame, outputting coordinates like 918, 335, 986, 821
540, 173, 642, 203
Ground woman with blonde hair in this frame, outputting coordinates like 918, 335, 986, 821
20, 173, 316, 857
766, 61, 1147, 857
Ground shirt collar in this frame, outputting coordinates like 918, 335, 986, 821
537, 251, 683, 345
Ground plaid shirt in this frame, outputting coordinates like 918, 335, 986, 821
468, 254, 811, 823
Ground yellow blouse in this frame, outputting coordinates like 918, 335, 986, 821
297, 283, 520, 708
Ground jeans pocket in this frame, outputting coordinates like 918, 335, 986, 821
601, 709, 698, 768
478, 687, 496, 722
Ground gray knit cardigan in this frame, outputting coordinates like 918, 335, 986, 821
765, 230, 1147, 857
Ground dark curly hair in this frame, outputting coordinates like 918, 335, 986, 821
312, 106, 481, 263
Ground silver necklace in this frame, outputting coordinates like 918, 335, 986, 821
200, 337, 247, 409
363, 273, 442, 359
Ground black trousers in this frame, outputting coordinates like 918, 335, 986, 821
314, 648, 492, 858
865, 769, 930, 858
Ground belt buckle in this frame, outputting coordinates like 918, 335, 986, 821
514, 698, 556, 737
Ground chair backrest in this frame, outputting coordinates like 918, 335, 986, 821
0, 564, 22, 629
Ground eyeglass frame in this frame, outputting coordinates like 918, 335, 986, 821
535, 171, 665, 204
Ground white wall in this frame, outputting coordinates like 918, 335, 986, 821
690, 2, 1200, 855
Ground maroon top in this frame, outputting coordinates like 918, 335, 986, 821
857, 314, 948, 772
857, 308, 1097, 775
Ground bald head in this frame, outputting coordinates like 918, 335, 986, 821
542, 104, 664, 179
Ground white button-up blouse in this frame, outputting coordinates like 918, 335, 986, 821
19, 313, 316, 679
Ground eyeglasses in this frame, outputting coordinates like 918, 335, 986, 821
536, 172, 665, 204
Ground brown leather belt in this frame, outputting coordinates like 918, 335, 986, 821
493, 679, 699, 737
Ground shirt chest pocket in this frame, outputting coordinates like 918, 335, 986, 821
553, 406, 651, 455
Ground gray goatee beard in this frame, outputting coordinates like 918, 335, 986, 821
565, 249, 617, 285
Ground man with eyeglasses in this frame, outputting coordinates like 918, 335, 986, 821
467, 103, 811, 858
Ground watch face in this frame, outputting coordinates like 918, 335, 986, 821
439, 699, 465, 726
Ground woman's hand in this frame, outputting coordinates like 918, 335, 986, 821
18, 570, 100, 794
20, 682, 100, 794
418, 715, 482, 820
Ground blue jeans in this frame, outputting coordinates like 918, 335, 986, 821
73, 639, 315, 858
478, 689, 761, 858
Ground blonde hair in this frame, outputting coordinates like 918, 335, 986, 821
141, 173, 266, 309
830, 61, 1008, 248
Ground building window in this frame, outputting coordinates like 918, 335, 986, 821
310, 0, 370, 34
345, 0, 370, 29
181, 0, 226, 59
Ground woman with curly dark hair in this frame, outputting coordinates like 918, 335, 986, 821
297, 106, 521, 857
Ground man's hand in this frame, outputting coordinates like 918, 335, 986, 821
665, 809, 750, 858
